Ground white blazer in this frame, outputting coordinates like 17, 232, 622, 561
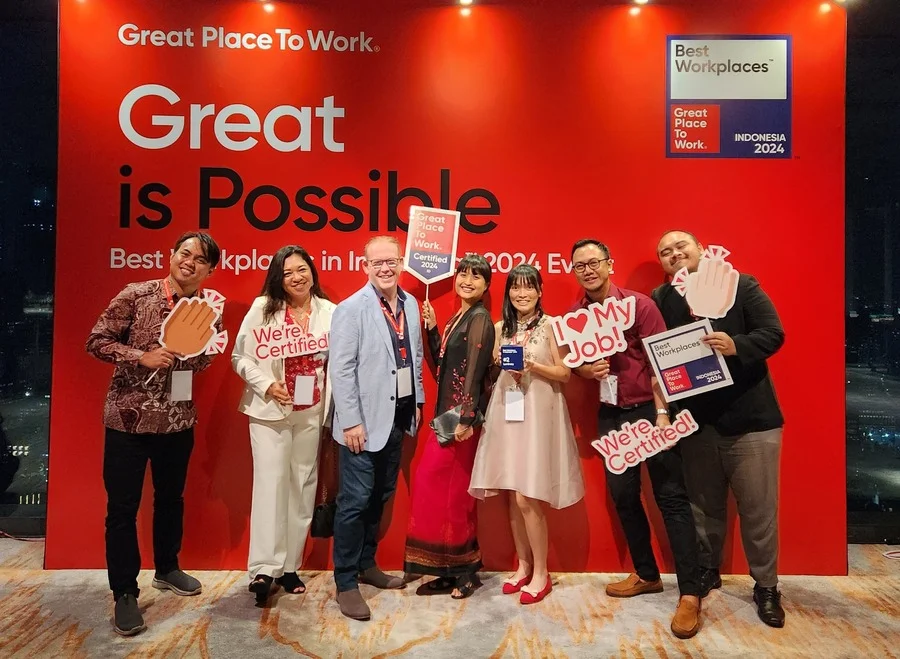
232, 295, 337, 422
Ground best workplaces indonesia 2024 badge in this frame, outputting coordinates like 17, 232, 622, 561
666, 35, 791, 159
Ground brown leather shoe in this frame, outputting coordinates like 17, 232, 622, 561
671, 596, 701, 639
359, 567, 405, 590
605, 573, 664, 598
337, 589, 371, 621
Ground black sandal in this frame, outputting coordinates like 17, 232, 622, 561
275, 572, 306, 595
451, 575, 482, 600
415, 577, 455, 596
249, 574, 273, 605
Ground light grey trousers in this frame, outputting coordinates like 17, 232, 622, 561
680, 425, 782, 588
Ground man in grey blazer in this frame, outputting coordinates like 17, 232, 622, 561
328, 235, 425, 621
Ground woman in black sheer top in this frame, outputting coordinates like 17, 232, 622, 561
403, 254, 495, 599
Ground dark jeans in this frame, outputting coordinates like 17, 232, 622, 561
599, 402, 700, 596
103, 427, 194, 600
333, 424, 405, 592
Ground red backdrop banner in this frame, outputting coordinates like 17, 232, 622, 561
47, 0, 847, 575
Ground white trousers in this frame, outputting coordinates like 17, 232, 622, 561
248, 406, 321, 579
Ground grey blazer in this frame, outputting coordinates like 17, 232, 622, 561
328, 284, 425, 451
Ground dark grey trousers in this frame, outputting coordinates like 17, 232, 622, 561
680, 425, 782, 588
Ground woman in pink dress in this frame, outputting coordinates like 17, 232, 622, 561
469, 264, 585, 605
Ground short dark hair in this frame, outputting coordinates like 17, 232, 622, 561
456, 253, 492, 288
174, 232, 221, 269
571, 239, 610, 260
657, 229, 700, 247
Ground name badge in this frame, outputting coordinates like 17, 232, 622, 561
600, 374, 618, 406
169, 370, 192, 402
505, 389, 525, 422
500, 345, 524, 371
397, 366, 413, 399
294, 375, 316, 406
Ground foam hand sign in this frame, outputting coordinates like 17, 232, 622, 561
671, 245, 739, 319
160, 294, 226, 359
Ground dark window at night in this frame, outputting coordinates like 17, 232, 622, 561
845, 2, 900, 543
0, 1, 57, 535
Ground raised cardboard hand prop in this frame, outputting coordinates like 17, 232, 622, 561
671, 245, 738, 319
160, 289, 228, 359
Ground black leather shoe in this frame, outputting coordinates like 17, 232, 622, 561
113, 594, 146, 636
753, 585, 785, 628
699, 568, 722, 598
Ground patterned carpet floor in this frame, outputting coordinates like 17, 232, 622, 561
0, 540, 897, 658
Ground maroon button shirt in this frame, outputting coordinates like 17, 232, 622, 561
572, 283, 666, 407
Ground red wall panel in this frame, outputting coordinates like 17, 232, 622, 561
47, 0, 846, 575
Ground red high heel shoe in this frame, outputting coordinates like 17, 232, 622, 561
502, 575, 531, 595
520, 577, 552, 605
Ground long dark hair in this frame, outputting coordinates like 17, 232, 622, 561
261, 246, 328, 322
501, 264, 544, 338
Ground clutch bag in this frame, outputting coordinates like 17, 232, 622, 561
430, 405, 484, 446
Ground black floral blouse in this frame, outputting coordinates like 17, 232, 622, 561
426, 302, 495, 426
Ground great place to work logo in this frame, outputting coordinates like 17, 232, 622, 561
117, 23, 380, 53
666, 35, 791, 159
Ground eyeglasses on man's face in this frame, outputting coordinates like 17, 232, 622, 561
572, 258, 610, 273
368, 258, 400, 270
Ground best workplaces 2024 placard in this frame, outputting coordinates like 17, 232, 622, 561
666, 35, 791, 159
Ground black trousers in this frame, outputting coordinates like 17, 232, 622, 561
599, 402, 700, 596
103, 427, 194, 600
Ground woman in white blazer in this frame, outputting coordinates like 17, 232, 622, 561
232, 245, 336, 605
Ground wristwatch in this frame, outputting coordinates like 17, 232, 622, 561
656, 408, 670, 416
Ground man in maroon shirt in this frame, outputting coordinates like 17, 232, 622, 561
86, 232, 222, 637
569, 239, 702, 639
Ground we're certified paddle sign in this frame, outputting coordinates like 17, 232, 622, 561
404, 206, 460, 288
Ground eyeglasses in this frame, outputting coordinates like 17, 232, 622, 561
368, 258, 400, 270
572, 258, 610, 273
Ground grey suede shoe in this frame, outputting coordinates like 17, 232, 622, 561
359, 566, 405, 589
152, 569, 202, 596
337, 588, 371, 621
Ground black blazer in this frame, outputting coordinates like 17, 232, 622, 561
652, 273, 785, 435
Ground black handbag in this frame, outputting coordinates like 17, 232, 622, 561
311, 428, 339, 538
430, 405, 485, 446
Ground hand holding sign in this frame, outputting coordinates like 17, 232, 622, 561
421, 299, 437, 330
551, 297, 636, 368
671, 245, 739, 319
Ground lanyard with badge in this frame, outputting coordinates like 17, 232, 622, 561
504, 320, 537, 423
382, 301, 413, 399
162, 278, 194, 403
286, 305, 318, 407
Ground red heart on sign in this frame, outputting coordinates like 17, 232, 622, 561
566, 312, 588, 334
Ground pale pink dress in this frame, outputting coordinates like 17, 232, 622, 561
468, 315, 585, 509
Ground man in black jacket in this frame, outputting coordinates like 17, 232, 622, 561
652, 230, 786, 629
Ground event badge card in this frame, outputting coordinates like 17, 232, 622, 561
397, 366, 413, 399
169, 370, 192, 402
293, 375, 315, 406
500, 345, 524, 370
642, 319, 734, 403
600, 374, 618, 406
505, 389, 525, 422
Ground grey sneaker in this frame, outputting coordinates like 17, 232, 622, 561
113, 594, 146, 636
152, 569, 202, 596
